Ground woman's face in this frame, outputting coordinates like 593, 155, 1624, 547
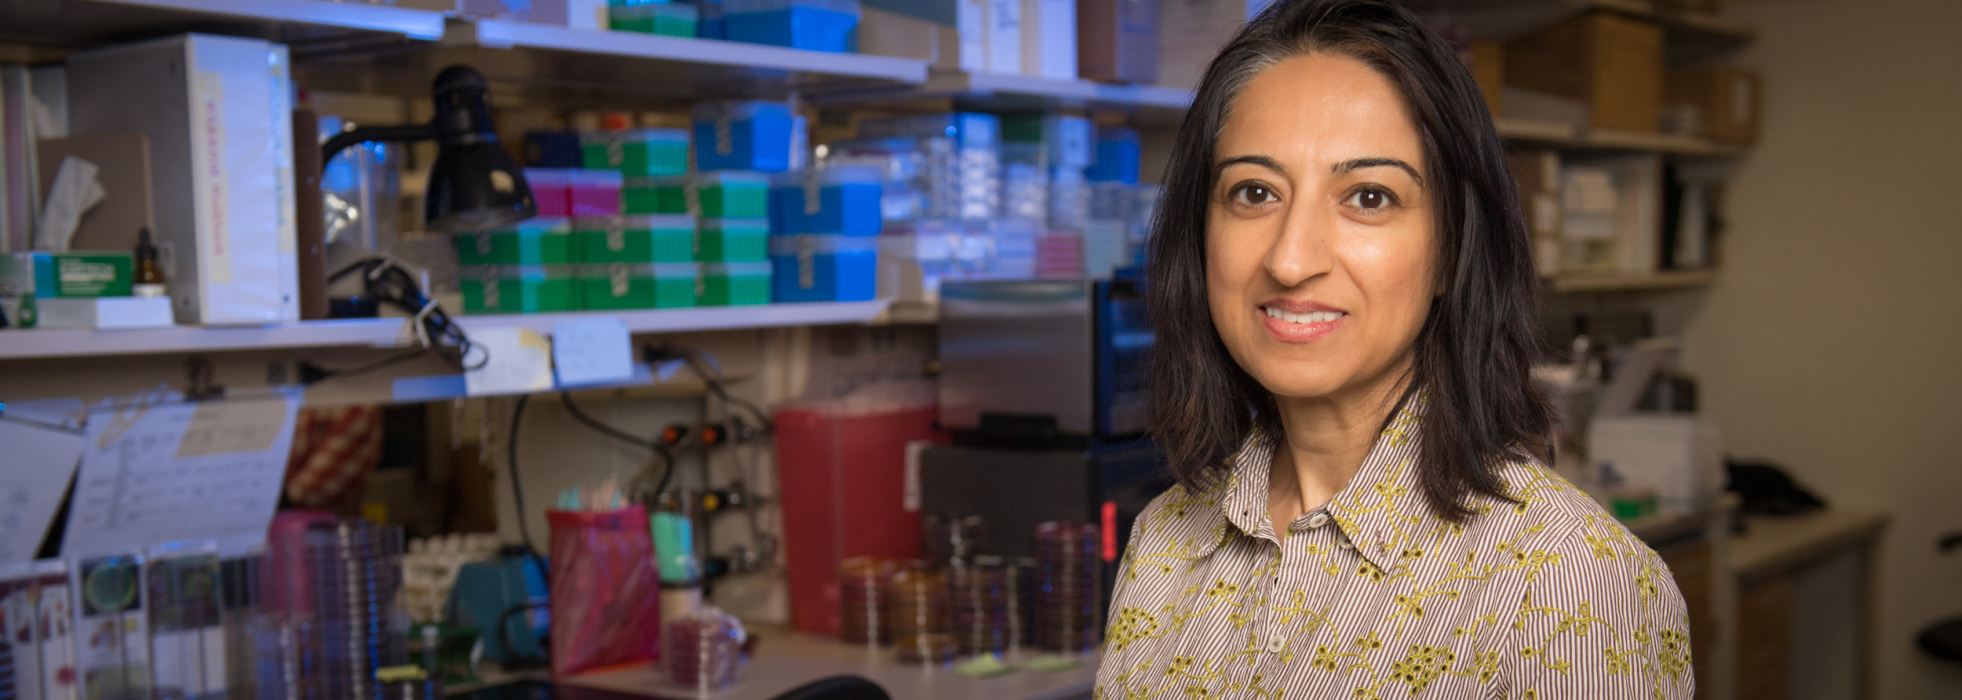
1206, 53, 1436, 403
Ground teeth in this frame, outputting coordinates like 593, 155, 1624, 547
1264, 307, 1345, 324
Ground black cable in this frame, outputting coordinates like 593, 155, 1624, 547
506, 395, 543, 563
297, 350, 429, 384
557, 392, 676, 499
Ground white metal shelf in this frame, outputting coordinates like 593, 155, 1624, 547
461, 20, 930, 85
0, 0, 446, 50
0, 301, 890, 361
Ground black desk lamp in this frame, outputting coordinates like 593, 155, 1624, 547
320, 64, 535, 232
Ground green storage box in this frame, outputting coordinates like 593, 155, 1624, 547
576, 215, 696, 264
460, 264, 583, 314
693, 171, 770, 218
454, 218, 577, 265
581, 262, 697, 310
698, 261, 771, 306
581, 129, 689, 177
696, 218, 769, 262
1, 251, 134, 297
608, 2, 698, 37
624, 175, 689, 215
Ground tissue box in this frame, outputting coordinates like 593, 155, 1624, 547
460, 265, 583, 314
580, 262, 698, 309
0, 251, 134, 298
693, 101, 795, 173
770, 167, 882, 236
724, 0, 859, 52
1587, 414, 1723, 515
454, 218, 579, 266
769, 234, 876, 302
697, 218, 770, 261
699, 261, 772, 306
623, 175, 689, 215
581, 129, 690, 176
575, 215, 696, 264
609, 2, 698, 35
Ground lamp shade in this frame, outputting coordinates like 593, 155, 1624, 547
424, 65, 535, 232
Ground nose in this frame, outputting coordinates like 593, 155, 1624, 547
1262, 201, 1336, 289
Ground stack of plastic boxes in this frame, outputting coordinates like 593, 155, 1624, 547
576, 128, 695, 310
609, 0, 700, 37
1084, 127, 1142, 279
457, 218, 582, 314
769, 165, 880, 302
723, 0, 860, 52
693, 101, 791, 304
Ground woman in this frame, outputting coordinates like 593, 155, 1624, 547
1098, 1, 1694, 698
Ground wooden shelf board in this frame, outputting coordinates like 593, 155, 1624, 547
1549, 270, 1719, 293
0, 301, 890, 361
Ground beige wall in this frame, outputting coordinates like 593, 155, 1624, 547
1686, 0, 1962, 695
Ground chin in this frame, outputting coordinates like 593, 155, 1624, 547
1243, 360, 1352, 402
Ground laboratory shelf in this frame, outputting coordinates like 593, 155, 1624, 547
0, 0, 444, 50
1548, 269, 1718, 293
1495, 119, 1749, 157
1403, 0, 1753, 62
0, 300, 891, 361
463, 20, 931, 86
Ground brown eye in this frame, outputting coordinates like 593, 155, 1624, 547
1232, 183, 1277, 207
1346, 187, 1397, 212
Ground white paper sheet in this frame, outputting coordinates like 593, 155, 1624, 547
0, 418, 85, 564
62, 394, 300, 557
552, 317, 634, 387
464, 327, 555, 396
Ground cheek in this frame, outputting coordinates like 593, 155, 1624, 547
1338, 226, 1436, 335
1205, 220, 1265, 320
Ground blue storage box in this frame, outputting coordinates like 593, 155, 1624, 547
770, 166, 882, 236
697, 0, 727, 39
693, 100, 795, 173
1087, 127, 1142, 184
724, 0, 859, 53
769, 234, 876, 302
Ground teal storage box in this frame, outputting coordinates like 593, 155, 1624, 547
576, 215, 696, 263
693, 170, 771, 218
693, 101, 794, 173
581, 262, 698, 309
697, 218, 769, 261
609, 2, 699, 36
769, 166, 881, 235
581, 129, 689, 176
454, 218, 578, 265
623, 175, 689, 215
768, 234, 875, 302
460, 265, 583, 314
699, 261, 772, 306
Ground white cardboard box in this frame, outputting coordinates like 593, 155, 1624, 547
36, 296, 175, 330
1588, 413, 1723, 514
66, 34, 299, 326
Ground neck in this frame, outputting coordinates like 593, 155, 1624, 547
1267, 362, 1413, 528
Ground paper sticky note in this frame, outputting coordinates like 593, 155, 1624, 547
552, 317, 635, 387
464, 327, 556, 397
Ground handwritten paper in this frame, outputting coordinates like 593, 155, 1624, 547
552, 317, 634, 387
63, 394, 300, 557
0, 419, 85, 564
464, 327, 555, 397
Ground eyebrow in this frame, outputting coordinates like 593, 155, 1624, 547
1213, 154, 1287, 178
1332, 157, 1423, 185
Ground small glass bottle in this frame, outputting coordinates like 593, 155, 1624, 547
133, 227, 166, 297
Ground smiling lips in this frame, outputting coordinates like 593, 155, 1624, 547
1261, 301, 1348, 343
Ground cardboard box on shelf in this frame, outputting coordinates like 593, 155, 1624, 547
1667, 67, 1761, 143
1078, 0, 1158, 84
860, 6, 943, 61
1155, 0, 1271, 91
1469, 41, 1504, 116
1505, 12, 1663, 133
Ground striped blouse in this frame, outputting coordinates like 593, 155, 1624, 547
1097, 404, 1694, 699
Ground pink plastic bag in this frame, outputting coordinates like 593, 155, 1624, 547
548, 506, 662, 677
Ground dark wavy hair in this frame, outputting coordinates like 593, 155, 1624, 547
1145, 0, 1553, 521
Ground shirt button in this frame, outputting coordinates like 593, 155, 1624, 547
1339, 536, 1355, 550
1267, 634, 1287, 653
1306, 513, 1330, 529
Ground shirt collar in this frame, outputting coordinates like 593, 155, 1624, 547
1218, 396, 1430, 572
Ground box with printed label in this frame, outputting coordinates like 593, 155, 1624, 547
581, 129, 690, 176
693, 101, 796, 173
453, 218, 578, 266
460, 264, 583, 314
580, 262, 698, 309
769, 234, 877, 302
575, 215, 696, 264
1, 251, 134, 298
697, 218, 770, 262
699, 261, 773, 306
770, 167, 882, 236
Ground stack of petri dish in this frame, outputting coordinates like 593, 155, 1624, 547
886, 565, 957, 663
664, 605, 747, 691
946, 557, 1011, 655
1034, 522, 1102, 653
303, 520, 407, 700
921, 515, 988, 570
837, 557, 900, 646
1008, 557, 1038, 648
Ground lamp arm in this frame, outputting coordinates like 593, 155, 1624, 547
321, 122, 438, 162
